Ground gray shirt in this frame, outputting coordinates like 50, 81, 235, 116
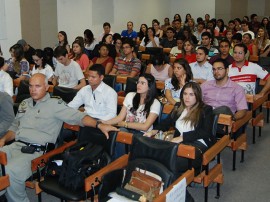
0, 92, 15, 137
9, 93, 86, 145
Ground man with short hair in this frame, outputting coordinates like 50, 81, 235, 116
0, 73, 118, 202
238, 21, 255, 39
0, 57, 13, 96
159, 27, 176, 48
109, 39, 141, 77
202, 58, 247, 121
121, 21, 137, 41
69, 64, 117, 121
17, 39, 35, 65
190, 46, 214, 84
53, 46, 86, 90
200, 32, 219, 58
98, 22, 114, 42
228, 43, 270, 99
173, 19, 183, 38
209, 38, 234, 65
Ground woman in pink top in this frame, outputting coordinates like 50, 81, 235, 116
71, 40, 90, 71
88, 44, 114, 74
145, 54, 173, 81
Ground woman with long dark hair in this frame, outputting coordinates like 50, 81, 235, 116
71, 40, 90, 71
56, 31, 70, 53
139, 27, 159, 47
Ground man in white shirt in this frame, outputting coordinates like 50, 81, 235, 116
68, 64, 117, 121
190, 46, 214, 84
98, 22, 114, 42
53, 46, 86, 90
0, 57, 13, 96
237, 21, 255, 39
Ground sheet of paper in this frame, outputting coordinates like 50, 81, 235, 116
166, 177, 186, 202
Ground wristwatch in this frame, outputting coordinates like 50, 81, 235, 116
96, 120, 102, 128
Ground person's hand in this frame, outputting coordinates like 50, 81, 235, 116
143, 131, 153, 137
171, 136, 183, 143
0, 138, 5, 147
116, 121, 126, 128
98, 124, 119, 139
254, 93, 264, 101
180, 74, 187, 86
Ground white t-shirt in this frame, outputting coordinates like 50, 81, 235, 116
54, 60, 84, 88
170, 46, 182, 57
0, 70, 13, 96
140, 37, 160, 47
31, 64, 54, 80
123, 92, 161, 131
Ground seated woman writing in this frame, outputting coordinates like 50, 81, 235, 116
145, 82, 215, 174
103, 73, 161, 158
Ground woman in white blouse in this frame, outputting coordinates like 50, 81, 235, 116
140, 27, 160, 48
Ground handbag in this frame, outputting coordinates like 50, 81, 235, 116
124, 169, 162, 202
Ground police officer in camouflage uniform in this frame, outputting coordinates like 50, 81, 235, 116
0, 73, 118, 202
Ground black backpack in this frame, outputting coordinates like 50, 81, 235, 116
45, 141, 107, 191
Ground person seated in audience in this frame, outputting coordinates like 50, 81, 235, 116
176, 39, 197, 64
31, 49, 54, 82
55, 31, 70, 53
92, 34, 117, 59
159, 27, 176, 48
121, 21, 137, 41
103, 73, 161, 158
98, 22, 114, 42
110, 39, 141, 77
88, 44, 114, 74
187, 18, 196, 34
5, 44, 30, 81
184, 13, 192, 27
261, 17, 270, 37
194, 22, 205, 43
238, 21, 255, 39
204, 14, 211, 27
0, 92, 15, 138
165, 58, 193, 105
250, 14, 260, 35
173, 19, 183, 38
200, 31, 219, 59
145, 54, 173, 81
84, 29, 98, 59
202, 58, 247, 121
214, 19, 226, 37
190, 46, 214, 84
140, 27, 159, 47
17, 39, 36, 65
52, 46, 86, 90
0, 73, 118, 202
137, 24, 148, 43
43, 47, 55, 70
234, 18, 242, 32
161, 17, 171, 33
0, 57, 13, 96
70, 40, 90, 71
228, 43, 270, 98
225, 29, 234, 43
113, 33, 124, 59
152, 19, 163, 39
242, 33, 258, 57
170, 36, 185, 57
145, 82, 215, 174
209, 38, 234, 65
254, 27, 270, 57
182, 26, 198, 45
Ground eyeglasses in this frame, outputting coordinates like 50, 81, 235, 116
136, 81, 147, 85
212, 67, 225, 72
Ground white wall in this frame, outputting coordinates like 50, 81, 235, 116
247, 0, 265, 19
0, 0, 21, 58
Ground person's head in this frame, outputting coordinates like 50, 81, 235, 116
122, 38, 134, 56
196, 46, 209, 63
151, 54, 165, 66
228, 20, 235, 30
84, 29, 94, 44
43, 47, 54, 68
219, 39, 231, 55
262, 17, 269, 26
212, 58, 229, 81
232, 33, 243, 45
187, 18, 195, 28
234, 18, 241, 26
75, 36, 84, 46
17, 39, 28, 52
139, 24, 148, 34
147, 27, 156, 37
164, 17, 170, 25
174, 19, 182, 30
29, 73, 49, 102
54, 46, 69, 65
32, 49, 47, 69
201, 31, 212, 46
233, 43, 248, 63
174, 14, 181, 21
11, 44, 24, 61
207, 20, 214, 30
217, 19, 225, 31
99, 44, 109, 57
180, 82, 203, 109
197, 17, 203, 24
87, 64, 105, 89
58, 31, 68, 46
183, 26, 192, 38
102, 34, 113, 44
226, 29, 233, 40
241, 21, 249, 32
72, 40, 84, 55
103, 22, 111, 34
166, 27, 175, 39
205, 14, 210, 21
242, 33, 252, 44
113, 33, 122, 47
172, 58, 193, 84
183, 39, 195, 54
257, 27, 269, 39
127, 21, 133, 31
176, 36, 185, 49
197, 22, 205, 32
153, 20, 160, 31
250, 14, 258, 22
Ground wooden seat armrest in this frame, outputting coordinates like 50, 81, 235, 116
178, 144, 196, 159
63, 123, 80, 132
116, 76, 127, 84
0, 151, 7, 165
163, 104, 174, 114
31, 140, 76, 171
141, 54, 151, 60
163, 48, 172, 54
217, 114, 232, 126
139, 46, 146, 52
0, 176, 10, 190
156, 80, 165, 90
84, 154, 129, 192
117, 96, 125, 106
153, 168, 194, 202
232, 111, 252, 132
116, 132, 133, 145
202, 135, 230, 165
246, 94, 268, 107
